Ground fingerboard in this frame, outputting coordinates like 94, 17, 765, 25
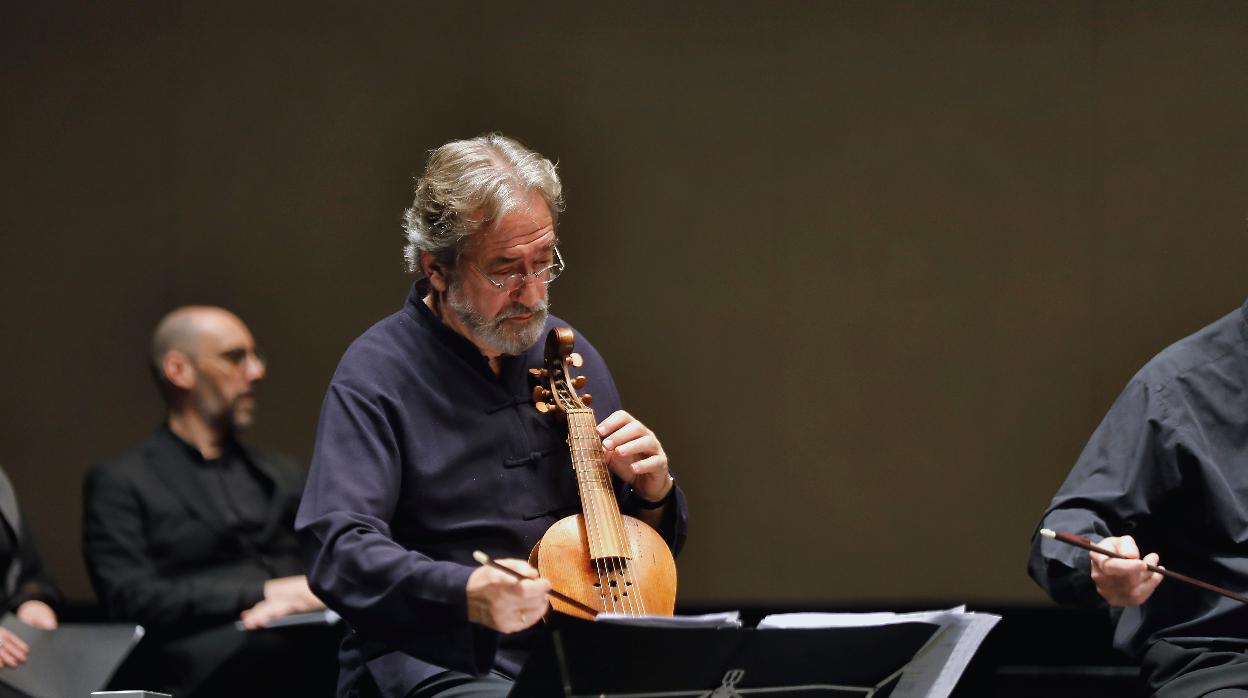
566, 409, 631, 560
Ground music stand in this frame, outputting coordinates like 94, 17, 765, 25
511, 614, 940, 698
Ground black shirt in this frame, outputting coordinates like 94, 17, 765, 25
1029, 298, 1248, 657
169, 431, 271, 538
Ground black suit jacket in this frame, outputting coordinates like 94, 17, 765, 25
82, 426, 309, 693
0, 466, 59, 613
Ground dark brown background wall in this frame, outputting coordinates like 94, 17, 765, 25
3, 2, 1247, 607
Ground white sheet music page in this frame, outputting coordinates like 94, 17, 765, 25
594, 611, 742, 628
757, 606, 1000, 698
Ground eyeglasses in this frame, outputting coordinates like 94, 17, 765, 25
469, 247, 565, 293
218, 347, 267, 372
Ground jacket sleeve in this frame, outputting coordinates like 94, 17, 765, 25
621, 485, 689, 557
82, 463, 264, 628
8, 513, 61, 613
1027, 378, 1179, 606
295, 382, 492, 674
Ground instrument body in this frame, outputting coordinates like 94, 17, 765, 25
530, 512, 676, 619
529, 328, 677, 620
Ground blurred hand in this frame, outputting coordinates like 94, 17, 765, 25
466, 559, 550, 633
1090, 535, 1163, 607
0, 627, 29, 668
15, 600, 57, 630
240, 575, 325, 630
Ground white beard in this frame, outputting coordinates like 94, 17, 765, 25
445, 281, 549, 356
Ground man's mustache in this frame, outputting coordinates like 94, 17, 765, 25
496, 300, 548, 320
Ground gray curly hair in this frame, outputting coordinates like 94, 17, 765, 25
402, 133, 564, 275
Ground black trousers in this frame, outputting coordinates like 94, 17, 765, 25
1144, 639, 1248, 698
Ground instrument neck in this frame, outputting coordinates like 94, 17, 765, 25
566, 408, 626, 555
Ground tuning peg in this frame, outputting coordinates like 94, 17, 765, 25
581, 393, 592, 406
528, 367, 548, 378
572, 375, 587, 389
531, 386, 552, 403
569, 353, 584, 368
535, 401, 556, 414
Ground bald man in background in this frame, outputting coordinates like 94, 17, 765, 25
83, 306, 335, 697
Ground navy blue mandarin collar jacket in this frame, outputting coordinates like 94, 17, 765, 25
296, 284, 688, 697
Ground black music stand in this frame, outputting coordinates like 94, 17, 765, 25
511, 614, 941, 698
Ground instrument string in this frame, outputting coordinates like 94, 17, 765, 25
578, 408, 644, 616
579, 411, 637, 615
570, 409, 615, 613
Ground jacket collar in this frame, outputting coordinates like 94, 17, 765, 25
402, 281, 551, 390
0, 468, 20, 598
0, 468, 20, 542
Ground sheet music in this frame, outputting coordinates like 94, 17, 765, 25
758, 606, 1000, 698
759, 610, 931, 628
595, 611, 742, 628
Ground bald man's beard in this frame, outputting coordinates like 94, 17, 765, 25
193, 390, 257, 433
445, 280, 548, 356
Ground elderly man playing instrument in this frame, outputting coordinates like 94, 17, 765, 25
296, 133, 688, 698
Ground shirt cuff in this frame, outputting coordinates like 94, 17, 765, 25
239, 582, 266, 612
